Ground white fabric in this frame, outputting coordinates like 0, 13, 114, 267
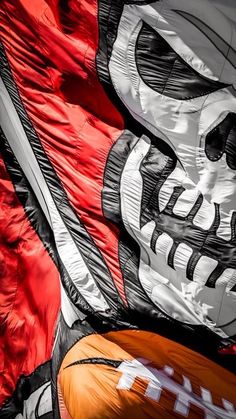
23, 382, 51, 419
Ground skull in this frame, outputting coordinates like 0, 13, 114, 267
100, 0, 236, 337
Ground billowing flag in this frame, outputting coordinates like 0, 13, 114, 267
0, 0, 236, 417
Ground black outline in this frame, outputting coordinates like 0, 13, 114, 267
65, 357, 121, 369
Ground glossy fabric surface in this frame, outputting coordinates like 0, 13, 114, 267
0, 0, 236, 417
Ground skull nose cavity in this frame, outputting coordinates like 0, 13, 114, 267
205, 112, 236, 170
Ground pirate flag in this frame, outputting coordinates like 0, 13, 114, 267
0, 0, 236, 417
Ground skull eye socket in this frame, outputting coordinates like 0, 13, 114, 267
135, 22, 227, 100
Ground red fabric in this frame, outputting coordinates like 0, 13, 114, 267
0, 156, 60, 405
0, 0, 127, 304
219, 344, 236, 355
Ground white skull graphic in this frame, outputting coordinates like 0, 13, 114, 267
107, 0, 236, 337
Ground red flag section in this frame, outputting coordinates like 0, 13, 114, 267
0, 0, 126, 407
0, 154, 60, 405
0, 0, 127, 304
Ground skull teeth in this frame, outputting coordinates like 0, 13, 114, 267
158, 166, 185, 212
151, 229, 218, 287
120, 134, 236, 336
173, 189, 199, 218
121, 136, 236, 292
192, 256, 218, 285
155, 233, 174, 263
192, 199, 216, 230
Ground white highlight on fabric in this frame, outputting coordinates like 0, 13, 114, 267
0, 78, 108, 314
155, 233, 173, 263
173, 188, 199, 218
141, 221, 156, 247
193, 256, 218, 285
60, 284, 86, 328
217, 209, 235, 241
174, 243, 193, 276
216, 268, 236, 292
23, 382, 52, 419
37, 384, 52, 417
163, 365, 174, 376
193, 199, 215, 230
120, 135, 150, 235
150, 280, 204, 324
